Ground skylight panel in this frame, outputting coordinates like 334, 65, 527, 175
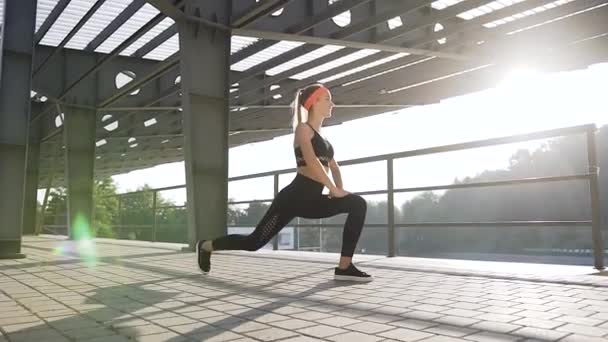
0, 0, 5, 27
35, 0, 60, 32
231, 41, 305, 72
431, 0, 466, 10
319, 53, 409, 83
65, 0, 132, 50
95, 3, 159, 54
387, 16, 403, 30
143, 32, 179, 60
342, 57, 436, 86
39, 0, 98, 46
484, 0, 575, 28
231, 35, 259, 55
505, 1, 607, 34
457, 0, 526, 20
265, 45, 344, 76
291, 49, 380, 80
121, 17, 174, 55
386, 64, 492, 94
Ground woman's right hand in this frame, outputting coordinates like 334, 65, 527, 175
329, 187, 350, 198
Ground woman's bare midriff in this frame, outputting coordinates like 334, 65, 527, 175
297, 164, 330, 184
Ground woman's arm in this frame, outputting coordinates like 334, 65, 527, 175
329, 159, 343, 189
295, 123, 338, 191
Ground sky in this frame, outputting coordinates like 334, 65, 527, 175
110, 62, 608, 208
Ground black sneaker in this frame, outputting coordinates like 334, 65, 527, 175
334, 263, 373, 282
196, 240, 211, 273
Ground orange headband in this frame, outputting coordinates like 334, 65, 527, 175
303, 86, 330, 111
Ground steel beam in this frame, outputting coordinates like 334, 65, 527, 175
0, 0, 37, 259
132, 24, 177, 58
229, 26, 468, 60
232, 0, 293, 28
34, 0, 107, 76
232, 0, 434, 85
63, 103, 97, 241
85, 0, 147, 51
178, 0, 231, 248
58, 12, 168, 101
22, 103, 43, 236
230, 0, 372, 64
145, 0, 185, 21
98, 53, 180, 108
235, 0, 494, 105
34, 0, 71, 44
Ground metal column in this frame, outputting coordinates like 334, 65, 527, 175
0, 0, 37, 259
177, 1, 231, 248
21, 104, 42, 235
587, 127, 605, 270
64, 104, 97, 240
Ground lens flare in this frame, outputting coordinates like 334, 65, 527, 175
72, 214, 97, 267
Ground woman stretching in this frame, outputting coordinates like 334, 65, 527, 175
196, 83, 371, 282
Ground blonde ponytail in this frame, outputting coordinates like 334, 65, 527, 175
292, 89, 308, 132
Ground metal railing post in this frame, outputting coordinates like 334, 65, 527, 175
152, 191, 158, 242
586, 127, 605, 270
272, 174, 279, 250
117, 196, 122, 237
387, 158, 395, 257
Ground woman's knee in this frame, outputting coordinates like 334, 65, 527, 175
348, 194, 367, 212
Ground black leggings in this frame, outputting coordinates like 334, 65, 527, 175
213, 173, 367, 257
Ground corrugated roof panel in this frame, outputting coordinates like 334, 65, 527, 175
291, 49, 380, 80
265, 45, 344, 76
35, 0, 60, 32
0, 0, 4, 27
121, 17, 174, 55
143, 32, 179, 60
484, 0, 575, 28
95, 3, 159, 54
458, 0, 527, 20
231, 35, 259, 55
65, 0, 133, 50
431, 0, 466, 10
231, 41, 305, 72
342, 56, 436, 86
39, 0, 97, 46
319, 53, 409, 83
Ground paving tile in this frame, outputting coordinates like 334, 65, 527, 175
347, 321, 396, 334
133, 332, 191, 342
6, 328, 66, 342
326, 331, 383, 342
378, 328, 435, 341
555, 323, 608, 337
469, 321, 522, 334
433, 315, 479, 327
424, 324, 477, 337
510, 317, 564, 330
511, 327, 569, 341
270, 318, 317, 330
296, 325, 346, 338
463, 331, 520, 342
244, 327, 298, 341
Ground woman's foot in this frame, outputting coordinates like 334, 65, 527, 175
195, 240, 211, 273
334, 263, 373, 282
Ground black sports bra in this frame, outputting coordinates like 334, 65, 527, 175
294, 123, 334, 167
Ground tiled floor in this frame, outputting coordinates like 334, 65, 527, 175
1, 235, 608, 341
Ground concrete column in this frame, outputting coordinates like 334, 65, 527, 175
177, 1, 231, 248
21, 106, 42, 236
0, 0, 37, 259
64, 104, 96, 240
